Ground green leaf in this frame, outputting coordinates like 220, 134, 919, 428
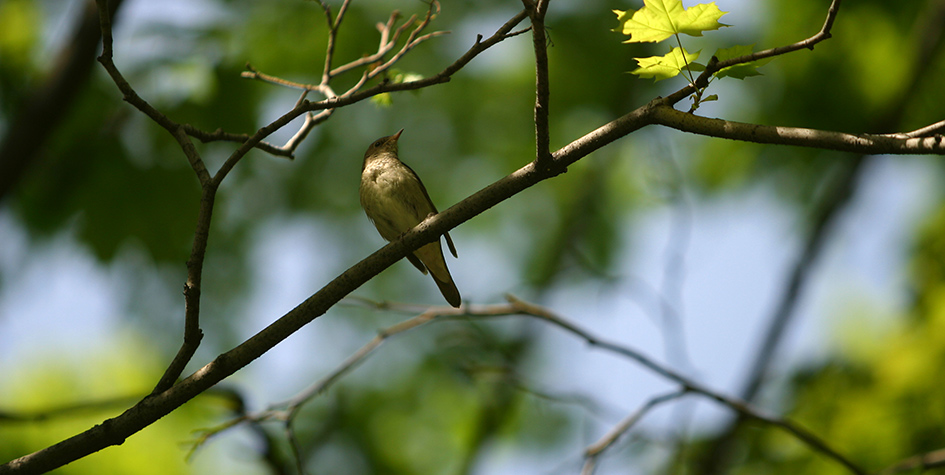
714, 44, 772, 79
371, 92, 393, 107
614, 0, 729, 44
630, 46, 703, 81
371, 71, 425, 107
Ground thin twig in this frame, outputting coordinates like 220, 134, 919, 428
182, 125, 293, 158
879, 118, 945, 138
497, 296, 867, 475
525, 0, 553, 171
96, 0, 211, 394
878, 447, 945, 475
321, 0, 353, 84
581, 391, 686, 475
201, 296, 866, 475
664, 0, 843, 106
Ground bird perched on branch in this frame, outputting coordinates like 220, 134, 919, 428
359, 129, 461, 307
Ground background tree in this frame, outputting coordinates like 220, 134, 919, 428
1, 0, 944, 474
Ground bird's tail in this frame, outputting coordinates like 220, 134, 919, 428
431, 272, 461, 308
415, 241, 461, 307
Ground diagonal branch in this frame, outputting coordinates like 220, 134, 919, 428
5, 59, 941, 472
0, 83, 653, 475
690, 0, 945, 471
664, 0, 842, 106
7, 0, 945, 471
879, 448, 945, 475
186, 295, 865, 475
581, 391, 686, 475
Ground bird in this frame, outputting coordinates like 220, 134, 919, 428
359, 129, 461, 307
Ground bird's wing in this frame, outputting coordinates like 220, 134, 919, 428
402, 161, 457, 258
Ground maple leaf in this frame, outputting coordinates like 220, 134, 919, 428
630, 46, 705, 81
713, 44, 772, 79
614, 0, 729, 43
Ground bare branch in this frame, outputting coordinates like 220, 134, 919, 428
11, 0, 945, 470
498, 296, 867, 475
650, 105, 945, 155
581, 391, 686, 475
664, 0, 842, 106
363, 4, 446, 83
282, 304, 459, 416
181, 295, 862, 475
94, 1, 210, 187
717, 0, 841, 68
524, 0, 553, 171
183, 125, 294, 158
321, 0, 353, 84
95, 0, 213, 394
880, 118, 945, 138
879, 448, 945, 475
240, 64, 329, 94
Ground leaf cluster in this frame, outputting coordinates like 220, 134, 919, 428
614, 0, 769, 83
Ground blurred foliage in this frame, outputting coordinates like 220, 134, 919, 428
0, 334, 242, 475
0, 0, 41, 108
2, 0, 945, 473
285, 322, 575, 474
685, 285, 945, 475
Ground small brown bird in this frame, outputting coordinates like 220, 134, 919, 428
359, 129, 461, 307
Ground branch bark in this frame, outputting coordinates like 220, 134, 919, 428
650, 105, 945, 154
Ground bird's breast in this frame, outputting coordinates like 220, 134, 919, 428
360, 159, 431, 240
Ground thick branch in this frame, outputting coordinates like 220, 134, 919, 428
8, 0, 945, 469
0, 90, 653, 475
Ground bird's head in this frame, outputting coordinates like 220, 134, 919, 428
363, 128, 404, 161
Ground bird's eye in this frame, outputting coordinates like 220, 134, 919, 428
373, 141, 383, 147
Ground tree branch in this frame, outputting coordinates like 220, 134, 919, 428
691, 0, 945, 470
581, 391, 686, 475
879, 448, 945, 474
234, 1, 446, 159
650, 105, 945, 154
525, 0, 553, 171
0, 83, 654, 473
186, 295, 864, 475
95, 0, 211, 394
7, 0, 945, 471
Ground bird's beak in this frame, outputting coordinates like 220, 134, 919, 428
392, 129, 404, 141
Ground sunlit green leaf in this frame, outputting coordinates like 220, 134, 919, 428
614, 0, 729, 43
630, 46, 703, 81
